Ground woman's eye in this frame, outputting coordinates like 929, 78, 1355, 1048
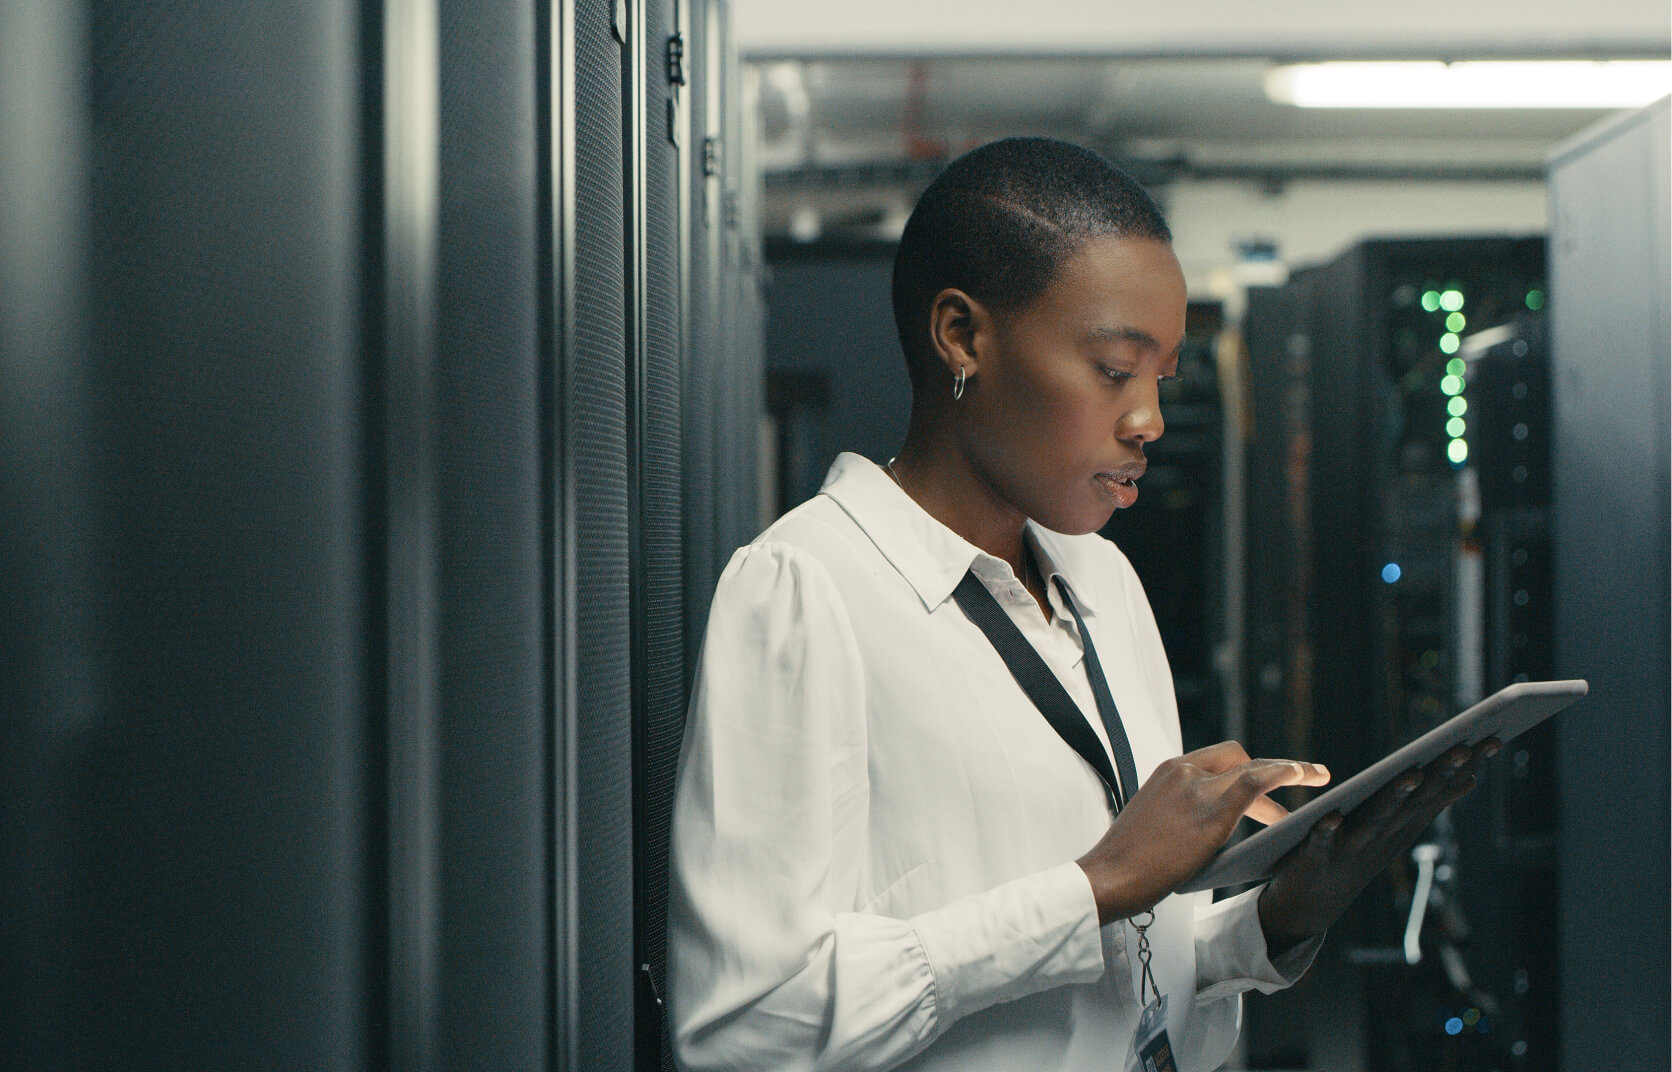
1100, 366, 1177, 385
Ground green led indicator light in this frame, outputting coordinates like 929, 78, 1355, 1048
1421, 290, 1442, 312
1446, 311, 1466, 333
1446, 357, 1467, 377
1526, 289, 1545, 311
1448, 438, 1469, 464
1440, 333, 1461, 354
1441, 374, 1464, 396
1448, 395, 1468, 417
1447, 416, 1467, 438
1440, 289, 1465, 312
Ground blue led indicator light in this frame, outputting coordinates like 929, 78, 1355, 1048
1382, 563, 1402, 584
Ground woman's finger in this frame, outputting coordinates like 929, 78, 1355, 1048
1345, 747, 1490, 853
1244, 793, 1290, 826
1217, 759, 1331, 817
1335, 768, 1424, 852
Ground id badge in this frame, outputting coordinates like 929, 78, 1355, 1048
1126, 994, 1177, 1072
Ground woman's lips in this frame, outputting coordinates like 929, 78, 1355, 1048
1095, 469, 1141, 509
1094, 462, 1146, 508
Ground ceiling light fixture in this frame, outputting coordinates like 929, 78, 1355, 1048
1265, 61, 1671, 109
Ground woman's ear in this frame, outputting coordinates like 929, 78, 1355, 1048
927, 287, 989, 385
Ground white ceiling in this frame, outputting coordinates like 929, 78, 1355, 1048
759, 57, 1617, 154
733, 0, 1670, 58
739, 3, 1669, 242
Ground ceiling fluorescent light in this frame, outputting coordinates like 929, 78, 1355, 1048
1266, 61, 1672, 109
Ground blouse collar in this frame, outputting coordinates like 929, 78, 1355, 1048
817, 451, 1102, 618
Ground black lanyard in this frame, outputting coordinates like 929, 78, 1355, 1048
952, 569, 1142, 812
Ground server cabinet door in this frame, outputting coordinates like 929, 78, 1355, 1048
432, 0, 548, 1066
1549, 98, 1671, 1072
561, 1, 637, 1070
3, 3, 368, 1068
625, 0, 688, 1066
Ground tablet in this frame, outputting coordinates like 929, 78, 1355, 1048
1177, 679, 1589, 893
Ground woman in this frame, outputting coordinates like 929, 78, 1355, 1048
667, 137, 1494, 1072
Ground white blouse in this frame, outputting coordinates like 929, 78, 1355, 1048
668, 452, 1318, 1072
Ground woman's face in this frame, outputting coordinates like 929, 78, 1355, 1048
955, 233, 1187, 535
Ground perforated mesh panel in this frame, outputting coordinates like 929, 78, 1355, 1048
6, 4, 767, 1071
571, 0, 635, 1066
633, 0, 686, 1052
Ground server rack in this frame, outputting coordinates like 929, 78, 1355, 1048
1243, 237, 1550, 1072
682, 0, 720, 667
685, 0, 767, 659
1546, 98, 1671, 1072
1, 2, 762, 1069
1451, 315, 1557, 1072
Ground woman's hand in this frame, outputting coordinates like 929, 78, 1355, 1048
1076, 741, 1331, 924
1255, 738, 1500, 956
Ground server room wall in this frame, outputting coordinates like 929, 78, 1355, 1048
0, 1, 763, 1069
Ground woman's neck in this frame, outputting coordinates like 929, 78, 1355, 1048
888, 433, 1030, 583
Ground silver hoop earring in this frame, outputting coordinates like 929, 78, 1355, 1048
953, 366, 967, 401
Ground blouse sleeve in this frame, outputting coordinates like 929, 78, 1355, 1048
667, 542, 1107, 1072
1192, 886, 1324, 1000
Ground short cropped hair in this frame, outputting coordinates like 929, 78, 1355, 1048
891, 137, 1172, 377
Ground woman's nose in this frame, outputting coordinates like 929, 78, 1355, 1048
1118, 383, 1165, 444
